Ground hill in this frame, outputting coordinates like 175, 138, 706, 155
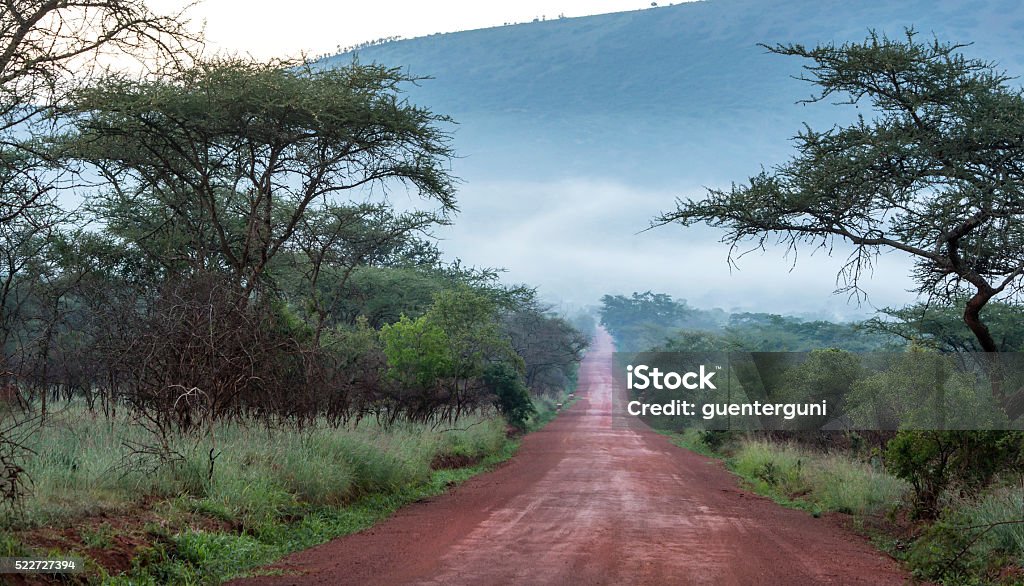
322, 0, 1024, 184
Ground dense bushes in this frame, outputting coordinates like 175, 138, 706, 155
484, 363, 536, 431
885, 431, 1024, 519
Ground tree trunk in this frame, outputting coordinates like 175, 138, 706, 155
963, 290, 998, 353
964, 290, 1024, 421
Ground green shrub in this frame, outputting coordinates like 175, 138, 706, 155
903, 507, 1020, 585
885, 431, 1024, 519
484, 362, 535, 431
903, 487, 1024, 584
731, 441, 808, 497
727, 439, 906, 516
699, 430, 737, 451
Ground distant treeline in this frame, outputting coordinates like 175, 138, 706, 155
597, 291, 1024, 354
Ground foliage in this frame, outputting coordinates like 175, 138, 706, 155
323, 262, 531, 331
427, 288, 519, 380
380, 315, 453, 390
600, 292, 893, 353
483, 362, 535, 431
0, 0, 198, 227
900, 487, 1024, 584
722, 313, 892, 352
6, 51, 576, 439
334, 266, 445, 327
885, 431, 1024, 519
505, 304, 588, 396
568, 311, 598, 340
653, 330, 726, 353
901, 494, 1024, 586
865, 300, 1024, 353
65, 58, 456, 295
378, 288, 524, 424
654, 30, 1024, 382
775, 349, 862, 421
598, 291, 726, 351
283, 203, 445, 343
698, 430, 737, 451
0, 0, 594, 537
847, 349, 1006, 430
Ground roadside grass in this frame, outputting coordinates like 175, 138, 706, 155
11, 404, 505, 529
666, 431, 907, 517
110, 444, 521, 585
958, 487, 1024, 559
729, 439, 906, 517
529, 392, 577, 430
0, 390, 573, 583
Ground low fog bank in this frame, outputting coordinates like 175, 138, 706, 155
436, 177, 919, 320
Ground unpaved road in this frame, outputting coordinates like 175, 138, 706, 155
235, 330, 909, 585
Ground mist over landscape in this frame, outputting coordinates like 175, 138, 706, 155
321, 0, 1024, 316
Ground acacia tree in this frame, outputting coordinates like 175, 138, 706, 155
66, 58, 457, 297
0, 0, 197, 415
655, 31, 1024, 415
52, 58, 460, 432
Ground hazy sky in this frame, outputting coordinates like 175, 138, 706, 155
437, 177, 919, 318
159, 1, 675, 60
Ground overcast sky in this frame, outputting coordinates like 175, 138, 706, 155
158, 1, 673, 60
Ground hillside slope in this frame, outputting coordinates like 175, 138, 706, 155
322, 0, 1024, 184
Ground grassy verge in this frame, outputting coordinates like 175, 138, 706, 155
113, 443, 519, 585
667, 430, 1024, 585
0, 393, 572, 584
529, 391, 577, 430
666, 431, 906, 518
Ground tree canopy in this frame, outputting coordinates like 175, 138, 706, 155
1, 0, 198, 226
655, 30, 1024, 356
64, 59, 457, 296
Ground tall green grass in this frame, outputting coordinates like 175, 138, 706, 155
0, 392, 571, 582
729, 439, 907, 516
903, 486, 1024, 583
668, 431, 907, 517
8, 403, 507, 530
959, 487, 1024, 558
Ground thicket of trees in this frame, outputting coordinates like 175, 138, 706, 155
0, 1, 588, 505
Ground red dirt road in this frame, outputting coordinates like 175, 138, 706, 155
235, 330, 910, 585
